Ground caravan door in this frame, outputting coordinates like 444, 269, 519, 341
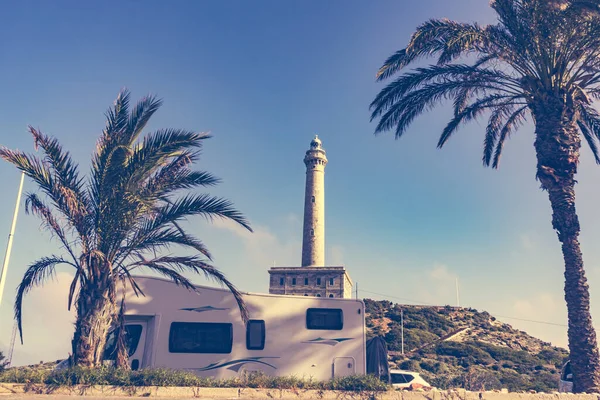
103, 321, 147, 370
124, 322, 147, 370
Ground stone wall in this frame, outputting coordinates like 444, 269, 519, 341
268, 266, 351, 298
2, 383, 598, 400
344, 273, 353, 299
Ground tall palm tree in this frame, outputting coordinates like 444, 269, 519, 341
0, 90, 252, 367
370, 0, 600, 393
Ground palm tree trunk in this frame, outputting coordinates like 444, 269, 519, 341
71, 282, 117, 367
532, 94, 600, 393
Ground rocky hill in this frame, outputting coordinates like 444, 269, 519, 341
364, 299, 569, 392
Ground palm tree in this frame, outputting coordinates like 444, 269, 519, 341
370, 0, 600, 393
0, 90, 252, 367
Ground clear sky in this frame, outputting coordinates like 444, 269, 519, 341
2, 0, 600, 366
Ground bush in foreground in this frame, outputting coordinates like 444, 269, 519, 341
0, 352, 7, 372
0, 367, 389, 392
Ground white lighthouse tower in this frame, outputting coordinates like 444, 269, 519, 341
268, 136, 352, 298
301, 135, 327, 267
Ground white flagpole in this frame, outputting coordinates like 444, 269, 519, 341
0, 171, 25, 310
456, 277, 460, 307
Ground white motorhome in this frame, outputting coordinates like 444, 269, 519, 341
105, 276, 367, 380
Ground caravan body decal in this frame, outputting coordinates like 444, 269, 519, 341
179, 306, 229, 313
302, 337, 353, 346
193, 357, 280, 372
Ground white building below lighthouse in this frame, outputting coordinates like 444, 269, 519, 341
268, 136, 353, 298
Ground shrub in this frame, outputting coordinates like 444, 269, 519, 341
0, 352, 7, 372
0, 367, 389, 392
435, 342, 494, 365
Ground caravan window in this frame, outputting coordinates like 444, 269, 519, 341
169, 322, 232, 353
306, 308, 343, 330
246, 320, 265, 350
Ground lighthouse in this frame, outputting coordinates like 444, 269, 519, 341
268, 136, 353, 298
301, 135, 327, 267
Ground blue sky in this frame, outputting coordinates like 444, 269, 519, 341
2, 0, 600, 365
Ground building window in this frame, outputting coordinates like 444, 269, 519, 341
246, 320, 265, 350
311, 229, 315, 236
304, 294, 308, 296
317, 278, 321, 285
304, 277, 309, 285
329, 294, 334, 298
329, 278, 334, 285
169, 322, 232, 353
311, 196, 315, 203
316, 294, 321, 297
306, 308, 343, 330
292, 278, 297, 286
279, 277, 284, 286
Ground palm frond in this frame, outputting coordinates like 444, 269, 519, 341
150, 194, 252, 233
120, 227, 212, 263
24, 193, 82, 269
375, 77, 517, 138
438, 95, 522, 148
28, 126, 87, 202
578, 102, 600, 140
375, 20, 491, 81
375, 49, 409, 81
15, 256, 74, 343
578, 120, 600, 163
370, 64, 518, 120
483, 105, 515, 165
577, 103, 600, 162
124, 130, 209, 185
0, 149, 91, 243
105, 89, 131, 138
128, 255, 249, 323
491, 105, 528, 168
67, 269, 83, 311
91, 89, 138, 220
141, 152, 221, 201
127, 94, 163, 143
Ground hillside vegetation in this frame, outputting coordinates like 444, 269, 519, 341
364, 299, 568, 392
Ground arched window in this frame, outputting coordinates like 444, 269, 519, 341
329, 294, 334, 298
316, 294, 321, 297
304, 294, 308, 296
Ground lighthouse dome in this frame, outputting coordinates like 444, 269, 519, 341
310, 135, 322, 149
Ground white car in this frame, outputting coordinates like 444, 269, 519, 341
389, 369, 431, 389
559, 361, 573, 393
